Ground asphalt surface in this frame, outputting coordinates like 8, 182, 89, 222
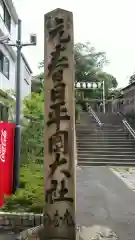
76, 166, 135, 240
1, 166, 135, 239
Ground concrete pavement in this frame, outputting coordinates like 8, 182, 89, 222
76, 166, 135, 239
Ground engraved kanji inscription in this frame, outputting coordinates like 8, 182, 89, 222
55, 179, 73, 202
62, 209, 75, 226
52, 69, 63, 85
47, 102, 70, 129
47, 17, 64, 39
44, 212, 51, 226
48, 47, 69, 74
48, 130, 68, 154
45, 179, 73, 204
43, 209, 74, 227
47, 17, 71, 44
51, 83, 65, 102
49, 153, 71, 178
45, 180, 57, 204
52, 210, 61, 227
46, 16, 71, 75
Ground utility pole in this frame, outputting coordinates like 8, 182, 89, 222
103, 80, 106, 113
0, 19, 37, 193
13, 19, 22, 193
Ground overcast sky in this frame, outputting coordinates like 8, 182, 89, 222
13, 0, 135, 88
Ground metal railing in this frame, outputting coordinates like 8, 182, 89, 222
88, 106, 102, 126
118, 112, 135, 139
122, 119, 135, 139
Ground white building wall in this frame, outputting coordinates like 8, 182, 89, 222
0, 1, 17, 42
10, 18, 17, 42
0, 43, 15, 91
0, 0, 17, 94
20, 57, 32, 100
0, 0, 32, 101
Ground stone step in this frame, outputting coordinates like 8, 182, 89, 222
76, 132, 127, 135
77, 153, 135, 158
78, 161, 135, 167
76, 140, 131, 143
76, 136, 134, 139
78, 154, 135, 159
76, 134, 129, 137
76, 135, 128, 139
78, 157, 135, 162
77, 130, 128, 134
77, 145, 135, 151
77, 141, 135, 145
77, 145, 135, 149
77, 149, 135, 154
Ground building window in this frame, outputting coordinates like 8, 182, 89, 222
3, 56, 9, 79
0, 51, 9, 79
4, 5, 11, 31
0, 1, 11, 31
0, 2, 4, 19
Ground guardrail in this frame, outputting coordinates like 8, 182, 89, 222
89, 106, 102, 126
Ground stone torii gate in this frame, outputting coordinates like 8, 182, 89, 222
17, 8, 77, 240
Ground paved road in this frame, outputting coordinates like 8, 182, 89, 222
76, 166, 135, 240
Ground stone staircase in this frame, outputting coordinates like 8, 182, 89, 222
76, 112, 135, 166
96, 112, 123, 125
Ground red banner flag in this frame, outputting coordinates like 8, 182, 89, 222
0, 170, 4, 208
0, 122, 15, 197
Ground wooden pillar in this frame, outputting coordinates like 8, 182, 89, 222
43, 8, 76, 240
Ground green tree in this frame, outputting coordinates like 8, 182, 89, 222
96, 71, 118, 98
38, 42, 108, 83
74, 42, 107, 83
31, 73, 44, 93
21, 92, 44, 165
35, 42, 118, 96
23, 92, 44, 119
32, 42, 118, 114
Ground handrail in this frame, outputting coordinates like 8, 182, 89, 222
122, 119, 135, 139
89, 106, 102, 126
118, 112, 135, 139
117, 111, 125, 118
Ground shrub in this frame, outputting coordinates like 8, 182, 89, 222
3, 163, 44, 213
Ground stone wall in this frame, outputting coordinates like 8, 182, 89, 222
0, 212, 43, 233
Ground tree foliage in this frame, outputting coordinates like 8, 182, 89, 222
23, 92, 44, 119
129, 73, 135, 84
33, 42, 118, 100
74, 42, 107, 83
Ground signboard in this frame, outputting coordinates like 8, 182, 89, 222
0, 122, 15, 207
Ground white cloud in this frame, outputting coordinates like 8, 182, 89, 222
13, 0, 135, 87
